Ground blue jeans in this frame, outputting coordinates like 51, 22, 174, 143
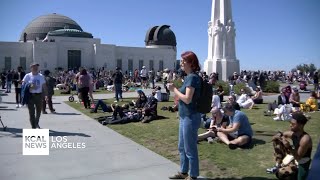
6, 81, 12, 92
94, 99, 108, 112
114, 83, 122, 101
179, 113, 201, 177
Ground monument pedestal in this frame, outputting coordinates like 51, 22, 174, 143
204, 58, 239, 81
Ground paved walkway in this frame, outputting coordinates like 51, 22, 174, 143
0, 90, 180, 180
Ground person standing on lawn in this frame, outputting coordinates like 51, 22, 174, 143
112, 67, 123, 102
168, 51, 201, 180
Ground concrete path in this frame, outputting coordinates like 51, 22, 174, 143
0, 89, 180, 180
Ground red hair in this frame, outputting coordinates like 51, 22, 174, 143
181, 51, 201, 72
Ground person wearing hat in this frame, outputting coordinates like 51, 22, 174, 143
140, 66, 147, 89
22, 62, 48, 129
112, 67, 123, 102
268, 112, 312, 180
42, 70, 56, 114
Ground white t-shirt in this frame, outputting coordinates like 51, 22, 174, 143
154, 90, 162, 102
237, 94, 247, 104
211, 95, 221, 108
23, 73, 46, 93
140, 69, 147, 77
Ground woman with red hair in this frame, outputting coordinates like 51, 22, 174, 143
168, 51, 201, 180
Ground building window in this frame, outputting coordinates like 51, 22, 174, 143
128, 59, 133, 72
149, 60, 154, 70
139, 60, 144, 70
159, 60, 164, 71
4, 57, 12, 71
20, 57, 26, 70
117, 59, 122, 70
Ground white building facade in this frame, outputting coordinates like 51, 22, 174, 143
0, 13, 177, 73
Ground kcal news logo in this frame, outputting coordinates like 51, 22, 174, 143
23, 129, 86, 155
23, 129, 49, 155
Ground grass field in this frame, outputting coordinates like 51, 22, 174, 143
66, 98, 320, 179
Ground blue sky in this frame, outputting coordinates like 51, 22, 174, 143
0, 0, 319, 71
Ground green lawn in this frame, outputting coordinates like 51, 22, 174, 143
66, 99, 320, 179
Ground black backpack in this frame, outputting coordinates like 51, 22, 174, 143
196, 76, 213, 114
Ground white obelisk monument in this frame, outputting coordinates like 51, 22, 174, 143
203, 0, 240, 81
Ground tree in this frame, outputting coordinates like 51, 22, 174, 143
295, 63, 317, 75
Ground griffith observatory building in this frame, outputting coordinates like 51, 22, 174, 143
0, 13, 177, 72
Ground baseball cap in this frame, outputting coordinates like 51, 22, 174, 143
30, 62, 39, 67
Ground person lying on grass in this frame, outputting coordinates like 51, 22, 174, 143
101, 96, 158, 125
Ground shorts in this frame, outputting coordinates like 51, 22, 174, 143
227, 133, 252, 148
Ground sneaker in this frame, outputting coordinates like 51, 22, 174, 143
101, 120, 109, 126
19, 104, 23, 107
169, 172, 188, 179
273, 116, 280, 121
16, 105, 20, 108
207, 137, 214, 144
42, 111, 48, 114
114, 100, 118, 103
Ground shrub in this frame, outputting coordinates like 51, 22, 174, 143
264, 81, 280, 93
215, 81, 230, 95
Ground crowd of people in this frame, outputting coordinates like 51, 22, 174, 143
1, 54, 319, 180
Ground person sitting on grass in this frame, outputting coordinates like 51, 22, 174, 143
122, 79, 133, 91
227, 94, 240, 111
290, 87, 301, 111
266, 112, 312, 180
216, 103, 253, 150
270, 89, 293, 121
60, 82, 71, 94
211, 89, 221, 109
216, 85, 225, 102
265, 89, 289, 116
140, 95, 158, 123
132, 89, 147, 108
252, 86, 263, 104
236, 88, 254, 109
197, 107, 228, 143
153, 86, 162, 102
301, 91, 318, 112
